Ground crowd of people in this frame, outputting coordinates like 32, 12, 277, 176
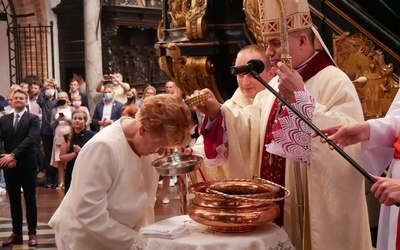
0, 0, 399, 249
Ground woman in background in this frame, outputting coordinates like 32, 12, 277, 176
124, 88, 139, 108
50, 92, 75, 189
70, 95, 91, 130
59, 110, 96, 194
135, 85, 156, 108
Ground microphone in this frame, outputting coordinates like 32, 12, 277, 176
229, 59, 265, 76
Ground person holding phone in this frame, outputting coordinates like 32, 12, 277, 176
50, 92, 75, 189
91, 84, 123, 132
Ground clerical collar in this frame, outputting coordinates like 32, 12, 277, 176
294, 51, 319, 72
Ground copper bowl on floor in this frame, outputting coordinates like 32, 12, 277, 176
187, 178, 290, 233
152, 153, 204, 176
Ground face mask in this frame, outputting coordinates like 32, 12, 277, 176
72, 101, 82, 108
57, 99, 66, 106
45, 89, 55, 97
104, 93, 113, 100
127, 96, 135, 102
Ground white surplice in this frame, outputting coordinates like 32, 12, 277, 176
362, 91, 400, 250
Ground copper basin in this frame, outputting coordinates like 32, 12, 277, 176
188, 179, 288, 233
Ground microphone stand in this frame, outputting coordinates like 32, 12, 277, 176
250, 70, 376, 184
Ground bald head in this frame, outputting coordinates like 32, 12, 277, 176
165, 81, 175, 94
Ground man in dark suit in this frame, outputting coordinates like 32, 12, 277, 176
67, 79, 89, 110
0, 89, 40, 247
91, 83, 123, 132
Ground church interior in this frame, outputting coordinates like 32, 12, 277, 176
0, 0, 399, 249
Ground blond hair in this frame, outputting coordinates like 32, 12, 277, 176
66, 110, 88, 148
57, 91, 71, 106
137, 94, 193, 148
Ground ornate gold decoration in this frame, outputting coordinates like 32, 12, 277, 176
275, 0, 292, 68
159, 42, 224, 102
333, 32, 399, 119
167, 0, 191, 28
243, 0, 265, 47
185, 0, 207, 40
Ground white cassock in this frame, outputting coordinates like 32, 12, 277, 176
362, 91, 400, 250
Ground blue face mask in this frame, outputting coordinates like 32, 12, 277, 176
104, 93, 113, 100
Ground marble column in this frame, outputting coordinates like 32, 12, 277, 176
83, 0, 103, 112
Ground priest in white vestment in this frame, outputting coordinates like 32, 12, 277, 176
191, 0, 373, 249
190, 44, 275, 182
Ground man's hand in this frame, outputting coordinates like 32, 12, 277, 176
0, 153, 16, 167
275, 62, 305, 101
313, 122, 370, 150
188, 89, 221, 120
7, 159, 17, 168
371, 175, 400, 206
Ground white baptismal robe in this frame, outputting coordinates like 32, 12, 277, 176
221, 66, 372, 249
362, 92, 400, 250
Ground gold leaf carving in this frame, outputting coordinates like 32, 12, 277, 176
159, 43, 223, 102
185, 0, 207, 40
243, 0, 265, 47
333, 32, 399, 119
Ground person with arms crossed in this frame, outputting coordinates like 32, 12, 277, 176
190, 0, 372, 248
0, 89, 40, 247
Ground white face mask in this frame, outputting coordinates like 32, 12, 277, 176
45, 89, 55, 97
72, 101, 82, 108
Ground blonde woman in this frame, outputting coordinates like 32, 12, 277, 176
59, 110, 95, 194
135, 85, 156, 108
50, 92, 75, 189
70, 95, 91, 130
124, 88, 139, 107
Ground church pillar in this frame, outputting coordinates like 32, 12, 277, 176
83, 0, 103, 110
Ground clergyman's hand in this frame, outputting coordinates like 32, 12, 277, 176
188, 89, 221, 120
275, 62, 305, 101
371, 175, 400, 206
313, 122, 370, 150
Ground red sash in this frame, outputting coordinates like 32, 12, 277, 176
394, 136, 400, 250
393, 136, 400, 159
397, 214, 400, 250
